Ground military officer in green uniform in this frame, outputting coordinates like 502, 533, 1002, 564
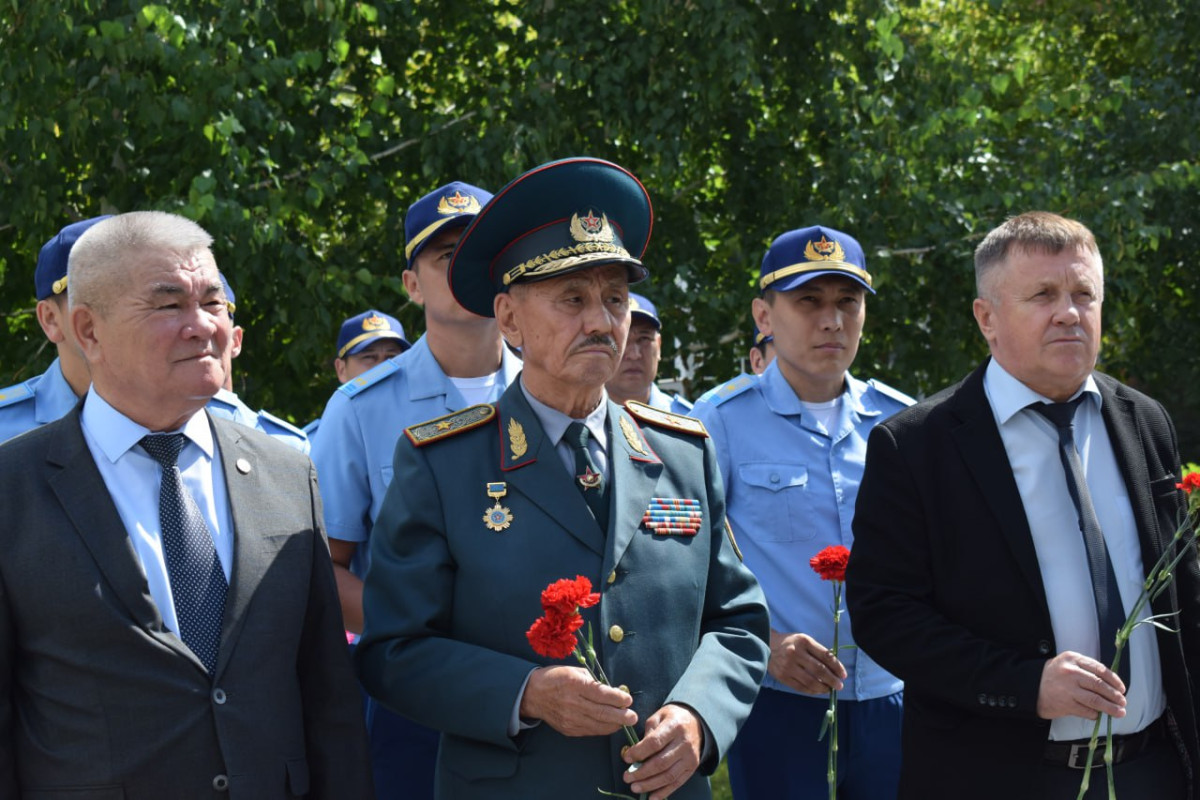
357, 157, 769, 800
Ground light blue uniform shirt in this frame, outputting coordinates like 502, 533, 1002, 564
693, 360, 913, 700
310, 333, 522, 577
647, 383, 694, 415
0, 358, 81, 444
206, 387, 311, 455
79, 389, 234, 636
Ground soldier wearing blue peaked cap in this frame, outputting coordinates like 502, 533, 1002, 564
312, 178, 521, 800
0, 215, 110, 444
606, 291, 693, 414
693, 223, 913, 800
202, 272, 311, 454
358, 157, 769, 800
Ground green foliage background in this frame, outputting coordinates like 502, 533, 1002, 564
3, 1, 1198, 451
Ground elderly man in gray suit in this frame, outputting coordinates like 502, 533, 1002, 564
0, 211, 373, 799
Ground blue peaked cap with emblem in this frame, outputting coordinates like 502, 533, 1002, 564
448, 157, 653, 318
405, 181, 493, 268
35, 215, 113, 300
628, 292, 661, 329
759, 225, 874, 294
218, 272, 237, 319
337, 310, 410, 359
753, 325, 773, 347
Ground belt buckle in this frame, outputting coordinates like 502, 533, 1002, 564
1068, 742, 1101, 769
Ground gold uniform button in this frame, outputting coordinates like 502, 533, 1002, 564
609, 624, 625, 643
607, 570, 617, 585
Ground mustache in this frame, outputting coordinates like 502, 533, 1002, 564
573, 335, 620, 355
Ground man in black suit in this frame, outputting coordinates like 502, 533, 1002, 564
0, 211, 373, 799
846, 211, 1200, 798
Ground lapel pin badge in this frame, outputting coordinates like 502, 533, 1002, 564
235, 458, 252, 474
483, 481, 513, 532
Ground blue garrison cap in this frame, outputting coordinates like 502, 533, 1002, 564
628, 292, 661, 329
337, 310, 410, 359
753, 325, 774, 347
404, 181, 493, 269
449, 157, 652, 318
759, 225, 874, 294
35, 215, 113, 300
218, 272, 237, 318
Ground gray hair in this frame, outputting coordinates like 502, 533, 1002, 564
68, 211, 214, 314
974, 211, 1103, 302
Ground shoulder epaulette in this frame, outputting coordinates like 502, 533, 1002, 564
625, 400, 708, 437
256, 410, 308, 438
0, 381, 35, 409
405, 404, 496, 447
868, 378, 917, 408
337, 358, 401, 399
696, 374, 756, 408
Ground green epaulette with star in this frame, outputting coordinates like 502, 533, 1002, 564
625, 400, 708, 438
404, 404, 496, 447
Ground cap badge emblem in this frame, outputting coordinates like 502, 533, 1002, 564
804, 235, 846, 263
437, 190, 482, 216
569, 209, 614, 243
362, 314, 390, 331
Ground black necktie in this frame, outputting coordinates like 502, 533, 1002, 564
140, 434, 228, 675
1029, 398, 1129, 685
564, 421, 609, 532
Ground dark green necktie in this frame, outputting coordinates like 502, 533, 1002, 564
564, 421, 609, 532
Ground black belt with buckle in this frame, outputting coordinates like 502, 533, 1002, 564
1044, 717, 1165, 769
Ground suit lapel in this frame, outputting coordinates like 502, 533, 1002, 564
1099, 380, 1163, 562
497, 387, 605, 556
46, 410, 168, 634
950, 363, 1051, 615
210, 415, 279, 677
606, 403, 662, 571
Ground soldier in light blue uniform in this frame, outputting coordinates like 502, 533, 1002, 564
692, 225, 915, 800
204, 273, 311, 454
302, 309, 410, 442
310, 179, 514, 800
605, 292, 692, 414
0, 216, 111, 444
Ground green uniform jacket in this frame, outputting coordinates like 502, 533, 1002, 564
357, 381, 769, 800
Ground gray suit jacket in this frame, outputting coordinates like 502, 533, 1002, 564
0, 409, 373, 800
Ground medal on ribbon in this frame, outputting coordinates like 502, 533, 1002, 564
483, 482, 513, 532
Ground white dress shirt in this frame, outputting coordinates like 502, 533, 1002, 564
80, 389, 234, 636
984, 360, 1165, 739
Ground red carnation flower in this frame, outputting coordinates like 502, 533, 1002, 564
540, 575, 600, 616
526, 612, 584, 660
1177, 471, 1200, 494
809, 545, 851, 583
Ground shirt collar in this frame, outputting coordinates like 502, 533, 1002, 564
81, 387, 215, 465
519, 378, 609, 451
760, 360, 870, 417
984, 358, 1101, 426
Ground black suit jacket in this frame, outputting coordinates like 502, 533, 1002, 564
846, 361, 1200, 799
0, 409, 373, 799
